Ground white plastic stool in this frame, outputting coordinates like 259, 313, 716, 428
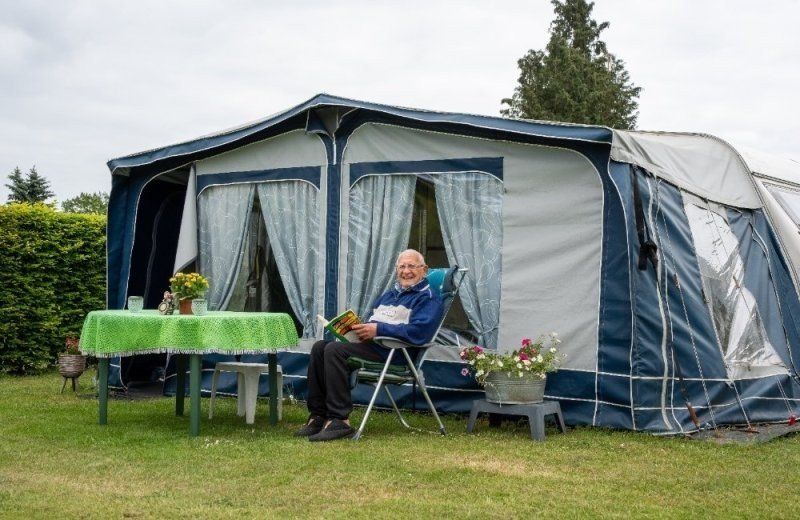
208, 362, 282, 424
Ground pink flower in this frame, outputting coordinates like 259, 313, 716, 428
521, 338, 532, 347
473, 345, 484, 353
518, 352, 529, 361
461, 367, 470, 377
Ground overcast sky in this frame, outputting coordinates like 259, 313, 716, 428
2, 0, 798, 203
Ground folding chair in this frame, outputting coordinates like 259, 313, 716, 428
347, 265, 468, 440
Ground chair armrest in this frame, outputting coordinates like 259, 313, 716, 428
373, 336, 434, 350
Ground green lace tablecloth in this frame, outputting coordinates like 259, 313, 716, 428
79, 310, 298, 357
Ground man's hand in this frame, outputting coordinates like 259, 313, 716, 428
351, 323, 378, 342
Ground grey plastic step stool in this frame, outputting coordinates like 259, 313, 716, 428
466, 399, 566, 441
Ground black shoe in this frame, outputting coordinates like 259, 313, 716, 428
308, 418, 355, 442
295, 415, 325, 437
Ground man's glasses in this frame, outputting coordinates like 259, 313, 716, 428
396, 264, 424, 271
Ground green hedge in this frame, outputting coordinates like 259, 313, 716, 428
0, 203, 106, 374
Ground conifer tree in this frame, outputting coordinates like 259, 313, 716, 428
5, 166, 55, 203
501, 0, 641, 129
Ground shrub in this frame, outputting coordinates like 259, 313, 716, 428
0, 203, 106, 373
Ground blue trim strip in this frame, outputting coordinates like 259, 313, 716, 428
196, 166, 322, 192
349, 157, 503, 186
324, 137, 342, 320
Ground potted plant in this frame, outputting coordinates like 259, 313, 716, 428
460, 333, 563, 404
169, 272, 209, 314
58, 336, 86, 392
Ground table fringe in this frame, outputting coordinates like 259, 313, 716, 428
81, 347, 294, 358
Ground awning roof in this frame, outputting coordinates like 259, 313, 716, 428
106, 93, 614, 176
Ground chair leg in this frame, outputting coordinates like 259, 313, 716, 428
401, 348, 446, 436
236, 373, 246, 418
242, 372, 260, 425
352, 349, 396, 441
208, 369, 221, 420
383, 386, 412, 429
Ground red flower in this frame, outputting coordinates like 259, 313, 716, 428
518, 352, 529, 361
521, 338, 532, 347
789, 415, 797, 426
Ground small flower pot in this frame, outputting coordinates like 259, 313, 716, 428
179, 298, 193, 315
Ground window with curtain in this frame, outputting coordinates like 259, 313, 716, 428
433, 172, 503, 349
256, 181, 320, 338
346, 170, 503, 349
346, 174, 416, 317
197, 183, 256, 311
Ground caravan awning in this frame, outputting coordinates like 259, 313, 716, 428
611, 130, 762, 209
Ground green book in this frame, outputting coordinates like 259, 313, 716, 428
317, 309, 361, 342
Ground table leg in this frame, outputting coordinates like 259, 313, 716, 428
98, 358, 109, 425
175, 355, 186, 416
190, 354, 201, 437
268, 352, 278, 426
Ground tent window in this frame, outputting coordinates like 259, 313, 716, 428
684, 202, 785, 378
765, 183, 800, 229
227, 196, 270, 312
409, 178, 474, 342
347, 171, 502, 348
202, 188, 303, 337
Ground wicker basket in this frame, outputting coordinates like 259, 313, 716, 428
484, 372, 546, 404
58, 354, 86, 378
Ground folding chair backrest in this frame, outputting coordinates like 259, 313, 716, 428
422, 265, 465, 348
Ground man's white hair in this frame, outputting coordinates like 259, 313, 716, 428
396, 249, 425, 265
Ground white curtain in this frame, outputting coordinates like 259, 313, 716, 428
434, 172, 503, 349
257, 181, 320, 338
197, 184, 255, 311
173, 166, 198, 273
347, 175, 416, 317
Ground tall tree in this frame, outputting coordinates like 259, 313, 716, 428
501, 0, 641, 129
5, 166, 55, 203
62, 192, 109, 214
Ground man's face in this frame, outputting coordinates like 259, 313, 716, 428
395, 252, 427, 289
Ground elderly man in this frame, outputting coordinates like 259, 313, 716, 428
298, 249, 444, 442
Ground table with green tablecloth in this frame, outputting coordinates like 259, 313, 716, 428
79, 310, 298, 436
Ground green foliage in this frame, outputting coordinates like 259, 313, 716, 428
61, 191, 110, 214
501, 0, 641, 129
0, 203, 105, 374
5, 165, 55, 203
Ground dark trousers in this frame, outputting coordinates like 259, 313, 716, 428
306, 340, 384, 420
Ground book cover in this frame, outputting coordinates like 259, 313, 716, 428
317, 309, 362, 342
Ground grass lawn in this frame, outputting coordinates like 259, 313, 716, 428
1, 372, 798, 519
